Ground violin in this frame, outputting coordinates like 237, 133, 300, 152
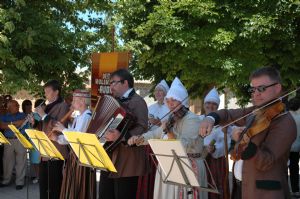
231, 100, 285, 160
164, 106, 189, 139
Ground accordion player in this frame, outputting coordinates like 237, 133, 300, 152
86, 95, 137, 152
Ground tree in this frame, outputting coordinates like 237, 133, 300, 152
0, 0, 112, 96
115, 0, 300, 105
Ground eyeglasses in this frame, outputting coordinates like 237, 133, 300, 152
109, 80, 123, 86
248, 82, 278, 93
205, 102, 218, 106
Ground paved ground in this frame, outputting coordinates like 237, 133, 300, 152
0, 160, 299, 199
0, 180, 39, 199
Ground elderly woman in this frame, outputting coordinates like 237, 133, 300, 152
200, 88, 230, 199
129, 77, 207, 199
148, 79, 170, 130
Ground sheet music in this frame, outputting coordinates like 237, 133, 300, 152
98, 113, 124, 142
148, 139, 200, 187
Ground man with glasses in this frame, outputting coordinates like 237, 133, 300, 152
199, 67, 296, 199
99, 69, 148, 199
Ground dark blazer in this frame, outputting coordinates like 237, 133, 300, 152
217, 107, 296, 199
42, 101, 70, 159
110, 92, 149, 178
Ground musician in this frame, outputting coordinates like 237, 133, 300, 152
52, 89, 96, 199
136, 79, 170, 199
200, 88, 230, 199
99, 69, 148, 199
0, 100, 27, 190
148, 79, 170, 130
128, 77, 208, 199
199, 67, 297, 199
35, 80, 69, 199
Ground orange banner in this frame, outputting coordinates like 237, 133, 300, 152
91, 52, 130, 107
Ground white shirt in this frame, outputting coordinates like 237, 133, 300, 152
234, 160, 243, 181
148, 102, 170, 130
199, 115, 231, 159
122, 88, 133, 98
290, 109, 300, 152
228, 125, 243, 181
57, 109, 92, 145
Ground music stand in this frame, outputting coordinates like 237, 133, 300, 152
0, 131, 10, 145
25, 129, 65, 199
148, 139, 219, 194
25, 129, 64, 160
63, 131, 117, 172
8, 125, 34, 199
8, 125, 33, 149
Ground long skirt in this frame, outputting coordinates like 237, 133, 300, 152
205, 155, 229, 199
153, 158, 208, 199
136, 145, 157, 199
59, 151, 96, 199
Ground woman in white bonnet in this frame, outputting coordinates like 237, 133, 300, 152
199, 88, 230, 199
129, 77, 208, 199
136, 80, 170, 199
148, 79, 170, 130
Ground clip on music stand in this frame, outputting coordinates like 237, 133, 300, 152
148, 139, 219, 194
63, 131, 117, 172
0, 131, 10, 145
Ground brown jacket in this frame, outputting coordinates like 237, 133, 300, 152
42, 100, 70, 159
110, 92, 149, 178
217, 107, 296, 199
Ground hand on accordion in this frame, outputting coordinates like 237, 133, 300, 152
127, 135, 144, 146
105, 129, 121, 142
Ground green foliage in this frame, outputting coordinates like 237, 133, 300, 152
115, 0, 300, 105
0, 0, 112, 96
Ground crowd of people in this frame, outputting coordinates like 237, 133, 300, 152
0, 66, 299, 199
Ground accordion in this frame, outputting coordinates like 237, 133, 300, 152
86, 95, 135, 152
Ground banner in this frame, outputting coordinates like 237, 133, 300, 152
91, 52, 130, 107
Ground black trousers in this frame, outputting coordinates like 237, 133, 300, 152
289, 152, 300, 193
99, 171, 138, 199
231, 179, 242, 199
39, 160, 64, 199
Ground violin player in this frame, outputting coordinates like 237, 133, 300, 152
128, 77, 208, 199
199, 67, 297, 199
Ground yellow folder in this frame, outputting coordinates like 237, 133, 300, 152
8, 124, 33, 149
25, 129, 64, 160
0, 131, 10, 145
63, 131, 117, 172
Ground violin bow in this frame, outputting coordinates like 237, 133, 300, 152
215, 86, 300, 131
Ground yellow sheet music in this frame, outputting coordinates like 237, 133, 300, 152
25, 129, 64, 160
63, 131, 117, 172
0, 131, 10, 145
8, 125, 33, 149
